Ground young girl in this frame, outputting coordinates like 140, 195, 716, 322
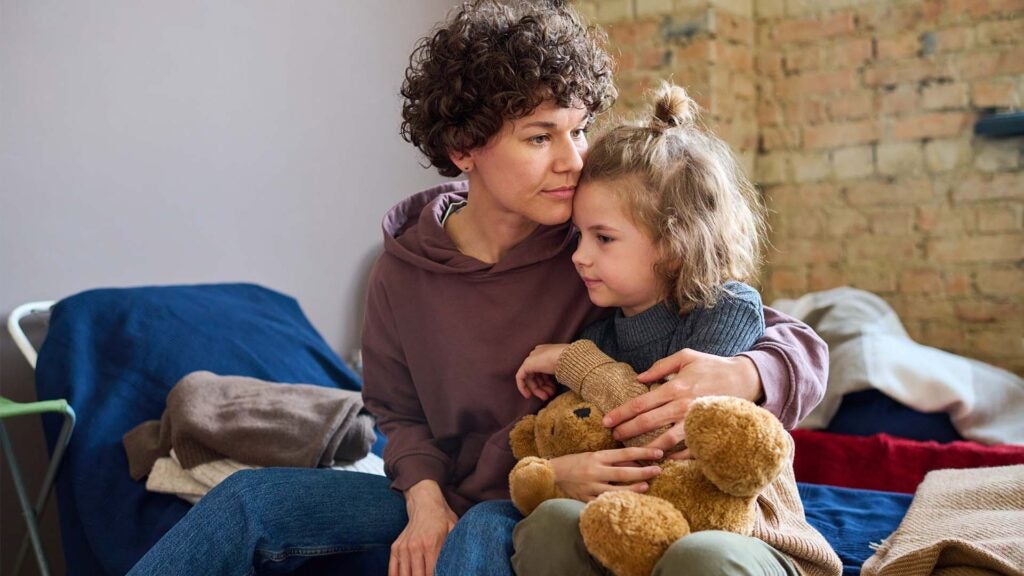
511, 84, 841, 576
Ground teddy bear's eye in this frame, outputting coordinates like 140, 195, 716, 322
573, 407, 591, 419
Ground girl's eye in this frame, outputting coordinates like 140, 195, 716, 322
596, 234, 613, 244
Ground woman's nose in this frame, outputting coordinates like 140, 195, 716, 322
554, 138, 585, 174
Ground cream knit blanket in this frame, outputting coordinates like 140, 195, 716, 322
862, 465, 1024, 576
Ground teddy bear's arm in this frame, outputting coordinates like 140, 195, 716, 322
555, 340, 666, 448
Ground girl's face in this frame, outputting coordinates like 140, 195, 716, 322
460, 100, 590, 226
571, 179, 662, 316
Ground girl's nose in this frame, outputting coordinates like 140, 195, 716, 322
571, 244, 588, 267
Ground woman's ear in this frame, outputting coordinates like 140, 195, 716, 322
449, 150, 474, 173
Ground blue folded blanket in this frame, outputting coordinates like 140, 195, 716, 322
799, 483, 912, 576
35, 283, 366, 576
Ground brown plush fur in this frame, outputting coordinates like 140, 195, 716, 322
508, 392, 788, 576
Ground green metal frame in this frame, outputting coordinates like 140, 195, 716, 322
3, 301, 74, 576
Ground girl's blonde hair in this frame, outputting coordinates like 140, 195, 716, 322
580, 83, 768, 310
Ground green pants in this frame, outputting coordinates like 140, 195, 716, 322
512, 499, 800, 576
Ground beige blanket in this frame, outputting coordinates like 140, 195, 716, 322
862, 465, 1024, 576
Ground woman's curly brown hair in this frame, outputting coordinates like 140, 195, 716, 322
401, 0, 617, 177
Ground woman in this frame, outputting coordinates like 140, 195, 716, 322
127, 3, 827, 576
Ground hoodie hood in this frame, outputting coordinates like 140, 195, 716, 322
381, 181, 578, 276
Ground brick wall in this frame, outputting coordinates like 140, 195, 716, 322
577, 0, 1024, 375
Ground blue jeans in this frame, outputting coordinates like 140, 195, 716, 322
126, 469, 406, 576
437, 500, 521, 576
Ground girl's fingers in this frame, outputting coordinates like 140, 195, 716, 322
606, 465, 662, 483
666, 448, 692, 461
599, 446, 664, 463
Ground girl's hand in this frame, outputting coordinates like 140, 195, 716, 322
390, 480, 457, 576
515, 343, 570, 400
549, 447, 663, 501
602, 349, 762, 455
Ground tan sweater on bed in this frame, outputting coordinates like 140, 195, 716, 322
861, 465, 1024, 576
556, 341, 842, 576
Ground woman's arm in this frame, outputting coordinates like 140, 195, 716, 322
603, 306, 828, 453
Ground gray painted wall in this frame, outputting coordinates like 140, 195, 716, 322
0, 2, 455, 573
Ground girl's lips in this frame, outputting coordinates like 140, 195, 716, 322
580, 277, 602, 288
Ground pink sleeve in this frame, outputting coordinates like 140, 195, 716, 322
738, 306, 828, 430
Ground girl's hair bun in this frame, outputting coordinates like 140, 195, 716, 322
650, 83, 698, 131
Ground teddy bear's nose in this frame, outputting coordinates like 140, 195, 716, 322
573, 407, 591, 419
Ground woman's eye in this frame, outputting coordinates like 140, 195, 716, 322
571, 128, 588, 139
529, 135, 551, 145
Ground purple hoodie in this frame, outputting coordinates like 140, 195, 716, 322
361, 181, 827, 514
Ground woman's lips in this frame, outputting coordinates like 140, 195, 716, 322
542, 186, 575, 200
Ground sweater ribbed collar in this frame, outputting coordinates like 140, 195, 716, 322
612, 301, 680, 351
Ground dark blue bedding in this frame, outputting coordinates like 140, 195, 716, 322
799, 483, 911, 576
35, 284, 366, 576
34, 282, 910, 576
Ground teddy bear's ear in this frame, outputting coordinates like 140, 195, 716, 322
510, 415, 540, 459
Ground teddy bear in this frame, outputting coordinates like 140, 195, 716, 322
508, 340, 789, 576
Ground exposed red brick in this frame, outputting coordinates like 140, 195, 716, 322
846, 179, 934, 205
996, 46, 1024, 75
829, 92, 874, 120
606, 20, 660, 48
716, 11, 755, 45
771, 11, 857, 44
756, 52, 785, 77
769, 268, 809, 293
784, 49, 824, 74
900, 269, 944, 293
972, 79, 1018, 108
953, 172, 1024, 203
928, 234, 1024, 262
877, 33, 921, 61
976, 19, 1024, 46
785, 99, 828, 125
933, 27, 972, 53
804, 120, 881, 149
761, 126, 802, 150
879, 86, 919, 115
921, 82, 968, 110
831, 38, 874, 68
952, 51, 1002, 80
892, 111, 971, 140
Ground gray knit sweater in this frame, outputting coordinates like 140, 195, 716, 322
578, 281, 765, 375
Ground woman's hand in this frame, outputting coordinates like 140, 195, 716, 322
602, 349, 762, 460
390, 480, 458, 576
549, 447, 663, 501
515, 343, 569, 400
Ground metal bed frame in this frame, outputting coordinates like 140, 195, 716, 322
3, 301, 75, 576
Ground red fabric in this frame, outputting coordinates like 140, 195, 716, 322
792, 429, 1024, 493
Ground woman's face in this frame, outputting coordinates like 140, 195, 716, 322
462, 101, 590, 226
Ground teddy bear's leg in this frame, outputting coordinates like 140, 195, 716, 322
579, 492, 689, 576
684, 396, 789, 497
509, 457, 561, 515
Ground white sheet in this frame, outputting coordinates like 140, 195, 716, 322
773, 287, 1024, 445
